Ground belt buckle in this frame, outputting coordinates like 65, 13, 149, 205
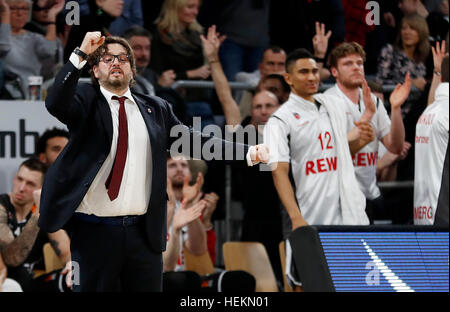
122, 216, 129, 226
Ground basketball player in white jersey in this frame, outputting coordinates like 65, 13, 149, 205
414, 55, 449, 225
325, 42, 412, 223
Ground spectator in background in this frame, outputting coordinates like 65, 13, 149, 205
35, 127, 69, 169
342, 0, 375, 47
0, 0, 60, 99
394, 0, 448, 78
123, 25, 188, 121
376, 14, 430, 92
165, 157, 209, 270
258, 73, 290, 105
235, 46, 286, 122
150, 0, 214, 128
163, 174, 205, 292
198, 0, 270, 82
25, 0, 63, 36
64, 0, 123, 62
108, 0, 142, 36
65, 0, 142, 38
0, 158, 70, 292
235, 46, 286, 88
24, 1, 64, 79
123, 26, 176, 94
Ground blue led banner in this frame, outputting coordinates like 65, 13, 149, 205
318, 230, 448, 292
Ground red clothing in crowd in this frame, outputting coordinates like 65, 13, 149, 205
342, 0, 375, 46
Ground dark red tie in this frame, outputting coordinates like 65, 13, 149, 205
105, 96, 128, 201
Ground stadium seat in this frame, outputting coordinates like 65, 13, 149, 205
183, 243, 215, 276
222, 241, 278, 292
43, 242, 64, 273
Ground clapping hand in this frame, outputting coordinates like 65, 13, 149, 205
389, 72, 411, 110
172, 199, 206, 232
354, 121, 375, 146
360, 79, 376, 123
182, 172, 204, 206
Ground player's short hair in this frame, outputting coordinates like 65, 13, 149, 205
329, 42, 366, 68
285, 48, 314, 73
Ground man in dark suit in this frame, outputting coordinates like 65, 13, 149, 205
38, 32, 269, 292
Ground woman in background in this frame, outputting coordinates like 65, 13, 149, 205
150, 0, 215, 128
0, 0, 60, 99
376, 13, 430, 91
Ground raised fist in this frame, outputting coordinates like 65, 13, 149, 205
79, 32, 106, 55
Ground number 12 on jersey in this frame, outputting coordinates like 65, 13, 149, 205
318, 131, 333, 150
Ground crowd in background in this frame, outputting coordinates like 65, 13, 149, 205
0, 0, 449, 292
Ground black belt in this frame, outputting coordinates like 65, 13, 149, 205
74, 213, 144, 227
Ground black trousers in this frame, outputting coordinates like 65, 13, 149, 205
70, 218, 162, 292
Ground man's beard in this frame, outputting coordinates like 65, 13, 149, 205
101, 75, 130, 90
342, 78, 363, 89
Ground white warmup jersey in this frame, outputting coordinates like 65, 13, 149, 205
414, 83, 449, 225
325, 85, 391, 199
264, 93, 352, 225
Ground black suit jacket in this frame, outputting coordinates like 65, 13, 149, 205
38, 61, 248, 253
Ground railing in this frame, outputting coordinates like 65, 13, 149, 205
378, 180, 414, 190
171, 80, 255, 91
170, 80, 422, 94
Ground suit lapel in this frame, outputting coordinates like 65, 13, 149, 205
132, 94, 159, 153
97, 89, 113, 147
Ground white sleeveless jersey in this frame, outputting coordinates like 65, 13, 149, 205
264, 93, 352, 225
325, 85, 391, 199
414, 83, 449, 225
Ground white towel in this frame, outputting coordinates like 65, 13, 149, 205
314, 94, 369, 225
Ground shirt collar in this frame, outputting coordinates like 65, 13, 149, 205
100, 86, 135, 105
289, 92, 315, 107
289, 92, 322, 112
